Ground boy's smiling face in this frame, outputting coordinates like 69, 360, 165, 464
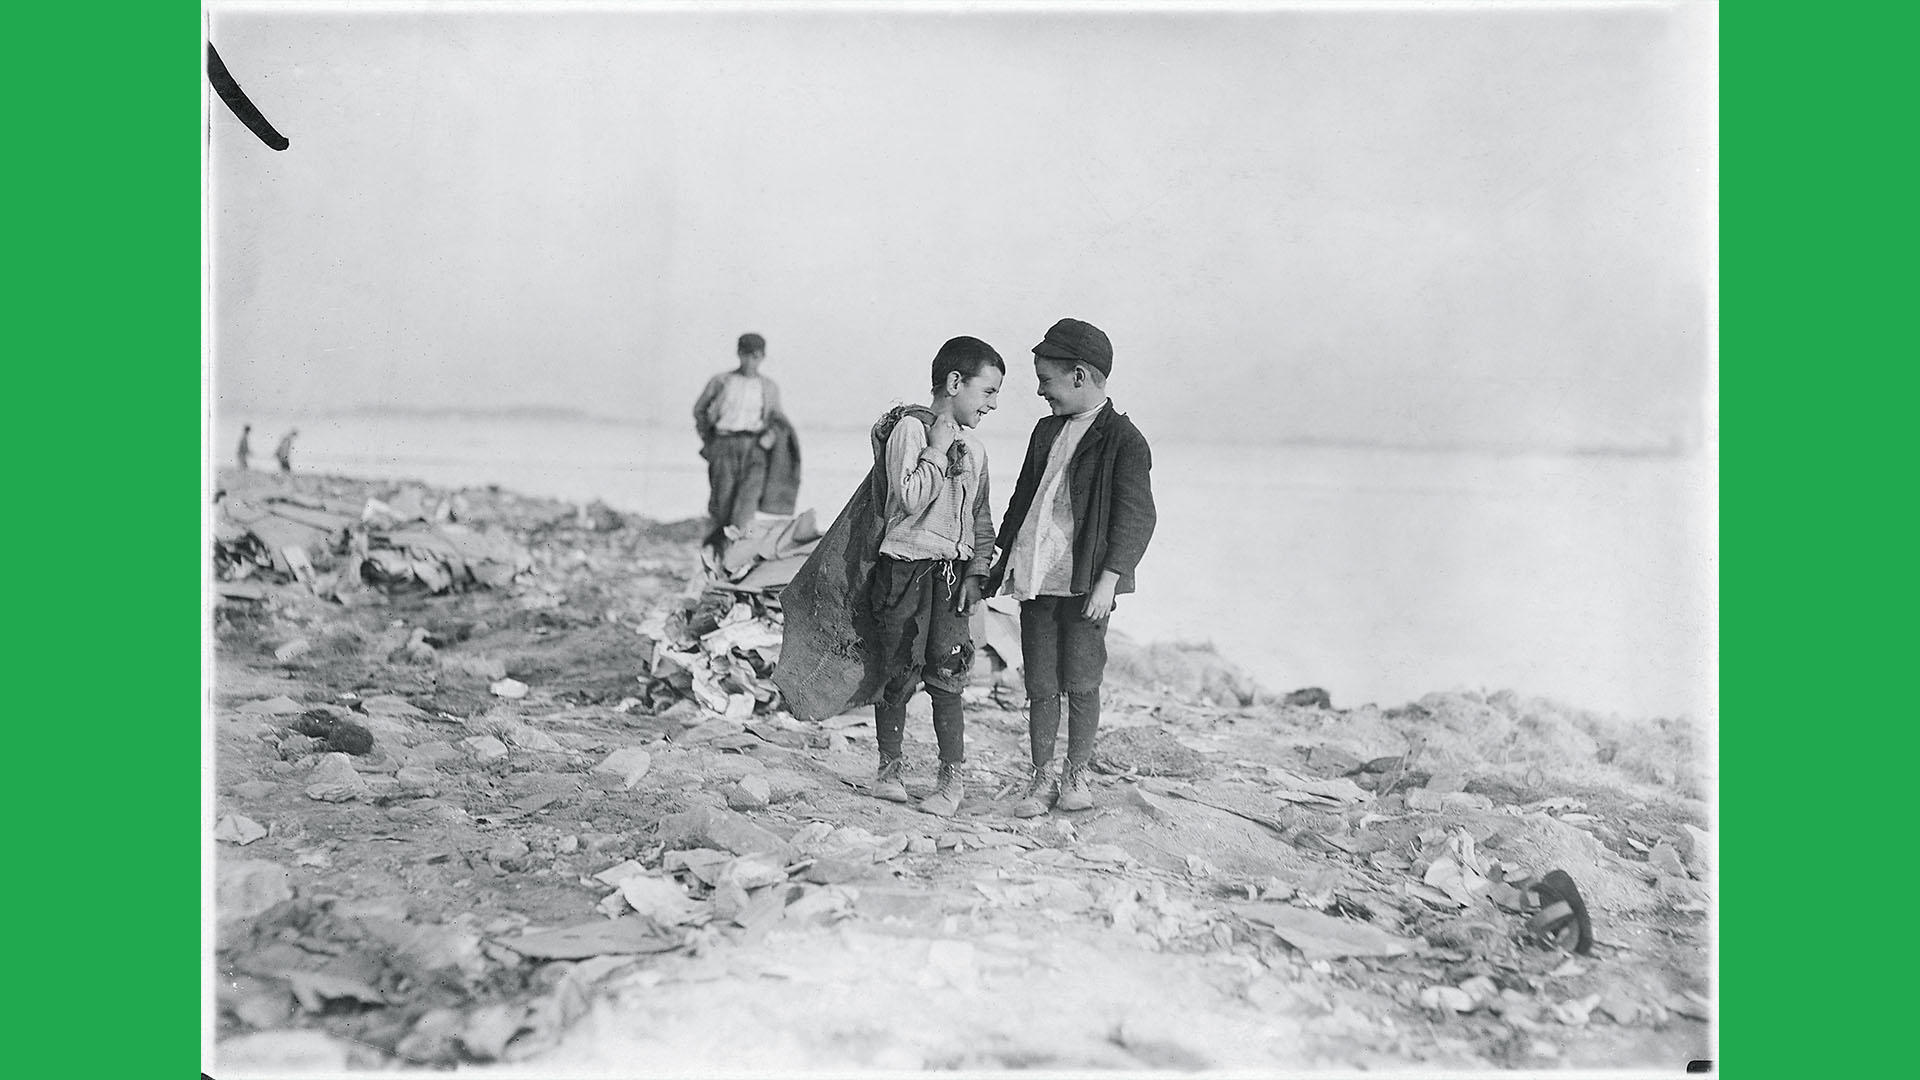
1033, 358, 1096, 416
949, 366, 1004, 428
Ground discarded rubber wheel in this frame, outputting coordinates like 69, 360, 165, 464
1527, 869, 1594, 955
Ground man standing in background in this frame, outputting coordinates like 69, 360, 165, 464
273, 428, 299, 475
236, 424, 253, 471
693, 332, 791, 553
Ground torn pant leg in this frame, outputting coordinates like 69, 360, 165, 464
870, 554, 936, 708
869, 557, 975, 762
920, 563, 972, 764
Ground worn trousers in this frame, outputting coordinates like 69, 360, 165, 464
1020, 594, 1110, 767
704, 432, 768, 545
871, 556, 972, 764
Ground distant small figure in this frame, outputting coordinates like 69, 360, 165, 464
236, 424, 252, 470
274, 428, 299, 474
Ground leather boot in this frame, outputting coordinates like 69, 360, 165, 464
1057, 758, 1093, 812
1012, 761, 1059, 818
917, 761, 965, 817
872, 753, 909, 803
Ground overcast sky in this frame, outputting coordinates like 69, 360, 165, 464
209, 0, 1715, 451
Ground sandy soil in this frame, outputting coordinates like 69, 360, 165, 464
209, 470, 1713, 1074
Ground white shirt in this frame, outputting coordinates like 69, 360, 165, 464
713, 374, 767, 434
1006, 402, 1105, 599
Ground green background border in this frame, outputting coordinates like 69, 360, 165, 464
15, 1, 1895, 1076
14, 0, 204, 1075
1721, 3, 1900, 1077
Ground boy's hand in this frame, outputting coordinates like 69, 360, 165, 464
1082, 575, 1119, 620
956, 575, 986, 615
927, 413, 960, 455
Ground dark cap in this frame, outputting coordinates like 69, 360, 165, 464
1031, 318, 1112, 377
737, 332, 766, 355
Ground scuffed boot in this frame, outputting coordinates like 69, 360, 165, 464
872, 753, 909, 803
1012, 762, 1059, 818
918, 761, 965, 817
1057, 759, 1093, 812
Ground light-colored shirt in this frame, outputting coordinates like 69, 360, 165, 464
1005, 402, 1105, 599
712, 374, 768, 434
878, 417, 989, 564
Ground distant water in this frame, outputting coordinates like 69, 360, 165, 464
213, 410, 1715, 722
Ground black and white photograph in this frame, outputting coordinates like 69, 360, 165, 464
205, 0, 1717, 1073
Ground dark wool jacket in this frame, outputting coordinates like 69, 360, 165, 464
987, 401, 1156, 598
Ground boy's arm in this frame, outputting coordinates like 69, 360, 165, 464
884, 418, 945, 514
1082, 433, 1155, 618
967, 458, 995, 582
692, 376, 721, 444
1102, 429, 1158, 580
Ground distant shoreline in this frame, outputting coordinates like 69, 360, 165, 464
216, 403, 1702, 460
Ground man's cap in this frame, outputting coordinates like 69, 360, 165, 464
737, 332, 766, 355
1031, 318, 1112, 377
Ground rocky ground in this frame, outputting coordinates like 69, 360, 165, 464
209, 469, 1714, 1074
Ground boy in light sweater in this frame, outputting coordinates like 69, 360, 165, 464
868, 336, 1005, 816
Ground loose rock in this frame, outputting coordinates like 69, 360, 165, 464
216, 859, 294, 923
305, 752, 371, 802
457, 735, 510, 764
657, 805, 792, 859
726, 774, 772, 810
591, 747, 653, 790
214, 813, 268, 846
395, 765, 441, 794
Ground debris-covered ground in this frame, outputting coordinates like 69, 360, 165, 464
209, 469, 1714, 1073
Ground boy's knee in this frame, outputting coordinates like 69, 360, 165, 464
880, 669, 921, 707
922, 641, 973, 694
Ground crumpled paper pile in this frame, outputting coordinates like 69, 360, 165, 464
213, 487, 532, 597
632, 513, 827, 718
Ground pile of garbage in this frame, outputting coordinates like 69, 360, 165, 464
632, 514, 823, 719
632, 511, 1034, 721
213, 486, 533, 599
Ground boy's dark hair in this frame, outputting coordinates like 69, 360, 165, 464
931, 336, 1005, 392
737, 332, 766, 356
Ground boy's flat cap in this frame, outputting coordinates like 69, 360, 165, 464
1032, 318, 1112, 377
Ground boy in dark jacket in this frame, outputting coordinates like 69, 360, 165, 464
986, 319, 1156, 816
